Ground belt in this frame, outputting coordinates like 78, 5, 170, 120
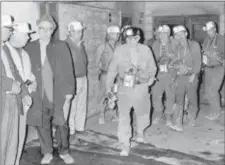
177, 71, 192, 76
204, 64, 223, 69
100, 70, 108, 74
119, 77, 143, 85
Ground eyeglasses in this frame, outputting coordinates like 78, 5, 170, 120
39, 27, 53, 32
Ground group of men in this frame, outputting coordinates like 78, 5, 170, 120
1, 14, 89, 165
1, 11, 224, 164
149, 22, 224, 131
96, 21, 224, 156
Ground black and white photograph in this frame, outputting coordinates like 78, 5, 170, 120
1, 1, 224, 165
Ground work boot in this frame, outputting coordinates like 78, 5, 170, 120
136, 135, 148, 144
41, 153, 53, 164
120, 145, 130, 156
59, 153, 75, 164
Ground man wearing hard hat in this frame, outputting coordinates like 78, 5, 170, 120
201, 21, 224, 120
1, 14, 21, 165
1, 17, 37, 165
151, 25, 176, 127
120, 25, 131, 44
169, 25, 202, 132
95, 25, 120, 124
65, 21, 88, 137
106, 27, 157, 156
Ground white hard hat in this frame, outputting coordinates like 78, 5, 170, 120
203, 21, 216, 31
13, 22, 35, 33
107, 25, 120, 33
68, 21, 86, 31
1, 14, 13, 28
158, 25, 170, 33
173, 25, 186, 34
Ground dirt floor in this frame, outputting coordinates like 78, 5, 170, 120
85, 103, 224, 164
24, 102, 224, 165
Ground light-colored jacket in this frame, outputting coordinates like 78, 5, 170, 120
106, 43, 157, 92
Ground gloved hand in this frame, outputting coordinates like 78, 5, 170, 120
105, 92, 117, 109
177, 65, 189, 75
22, 95, 32, 113
136, 70, 149, 84
159, 56, 172, 65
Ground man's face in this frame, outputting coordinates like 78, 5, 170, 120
207, 27, 216, 38
11, 32, 29, 48
174, 31, 187, 44
38, 21, 54, 41
159, 32, 170, 44
1, 27, 12, 42
70, 29, 83, 42
126, 35, 140, 45
108, 32, 120, 42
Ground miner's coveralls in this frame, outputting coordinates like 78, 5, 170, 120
151, 39, 176, 118
106, 43, 157, 150
172, 40, 202, 124
202, 34, 225, 116
96, 41, 119, 119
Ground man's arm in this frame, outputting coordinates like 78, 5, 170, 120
95, 44, 105, 69
152, 42, 160, 63
146, 47, 157, 85
1, 76, 13, 91
192, 42, 202, 75
59, 42, 76, 96
217, 35, 225, 60
106, 47, 119, 93
201, 37, 208, 51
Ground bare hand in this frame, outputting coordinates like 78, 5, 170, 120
22, 95, 32, 107
28, 81, 37, 93
12, 81, 21, 94
148, 78, 156, 86
65, 94, 73, 101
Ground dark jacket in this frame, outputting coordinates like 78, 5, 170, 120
25, 39, 75, 126
202, 33, 224, 64
65, 37, 88, 78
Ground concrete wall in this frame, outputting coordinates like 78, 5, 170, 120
1, 2, 40, 41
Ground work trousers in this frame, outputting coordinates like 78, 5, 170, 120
36, 94, 69, 155
1, 95, 19, 165
98, 72, 107, 116
174, 75, 199, 121
69, 76, 87, 134
152, 73, 175, 117
15, 109, 28, 165
204, 66, 225, 113
117, 84, 151, 149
